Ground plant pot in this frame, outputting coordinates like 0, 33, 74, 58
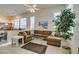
61, 39, 71, 54
61, 39, 71, 47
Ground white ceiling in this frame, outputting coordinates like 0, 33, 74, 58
0, 4, 63, 16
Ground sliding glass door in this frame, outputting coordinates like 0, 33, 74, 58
30, 16, 35, 34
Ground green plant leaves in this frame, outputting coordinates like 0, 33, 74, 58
53, 9, 75, 40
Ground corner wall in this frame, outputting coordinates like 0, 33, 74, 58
71, 4, 79, 54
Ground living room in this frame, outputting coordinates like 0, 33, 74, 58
0, 4, 79, 54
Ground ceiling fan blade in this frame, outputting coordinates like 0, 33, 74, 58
34, 8, 40, 10
24, 4, 39, 13
25, 9, 35, 13
33, 4, 37, 8
30, 9, 35, 13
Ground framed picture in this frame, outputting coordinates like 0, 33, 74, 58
39, 20, 48, 29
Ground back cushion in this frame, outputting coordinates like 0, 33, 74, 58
34, 30, 52, 35
25, 31, 30, 35
43, 31, 52, 35
34, 30, 39, 34
18, 32, 24, 35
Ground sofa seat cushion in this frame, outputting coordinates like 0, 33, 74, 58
34, 34, 41, 36
47, 41, 61, 47
47, 38, 61, 43
47, 36, 62, 40
47, 36, 61, 47
25, 31, 31, 35
27, 35, 31, 38
41, 35, 48, 37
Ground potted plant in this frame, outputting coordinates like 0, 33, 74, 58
53, 9, 75, 47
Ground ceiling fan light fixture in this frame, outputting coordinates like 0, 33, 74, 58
30, 9, 35, 13
24, 4, 40, 13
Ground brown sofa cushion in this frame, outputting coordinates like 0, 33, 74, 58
18, 32, 24, 35
25, 31, 31, 35
34, 30, 42, 35
42, 31, 52, 35
47, 41, 61, 47
34, 30, 52, 36
47, 36, 61, 47
18, 31, 32, 43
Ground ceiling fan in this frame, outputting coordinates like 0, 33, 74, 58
24, 4, 40, 13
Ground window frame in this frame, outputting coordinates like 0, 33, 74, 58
12, 18, 27, 30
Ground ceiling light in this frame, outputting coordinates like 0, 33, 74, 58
24, 4, 40, 13
30, 9, 35, 13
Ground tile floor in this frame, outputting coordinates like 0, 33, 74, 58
0, 38, 64, 54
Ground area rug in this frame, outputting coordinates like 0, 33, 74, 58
21, 42, 47, 54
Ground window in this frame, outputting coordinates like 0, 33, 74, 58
30, 16, 35, 30
13, 19, 19, 29
12, 18, 27, 29
67, 4, 73, 12
54, 12, 61, 21
20, 18, 27, 29
53, 12, 61, 30
67, 4, 74, 33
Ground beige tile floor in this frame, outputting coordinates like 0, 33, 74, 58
0, 38, 62, 54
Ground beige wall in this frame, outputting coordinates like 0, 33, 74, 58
71, 4, 79, 54
0, 16, 14, 23
0, 16, 8, 23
